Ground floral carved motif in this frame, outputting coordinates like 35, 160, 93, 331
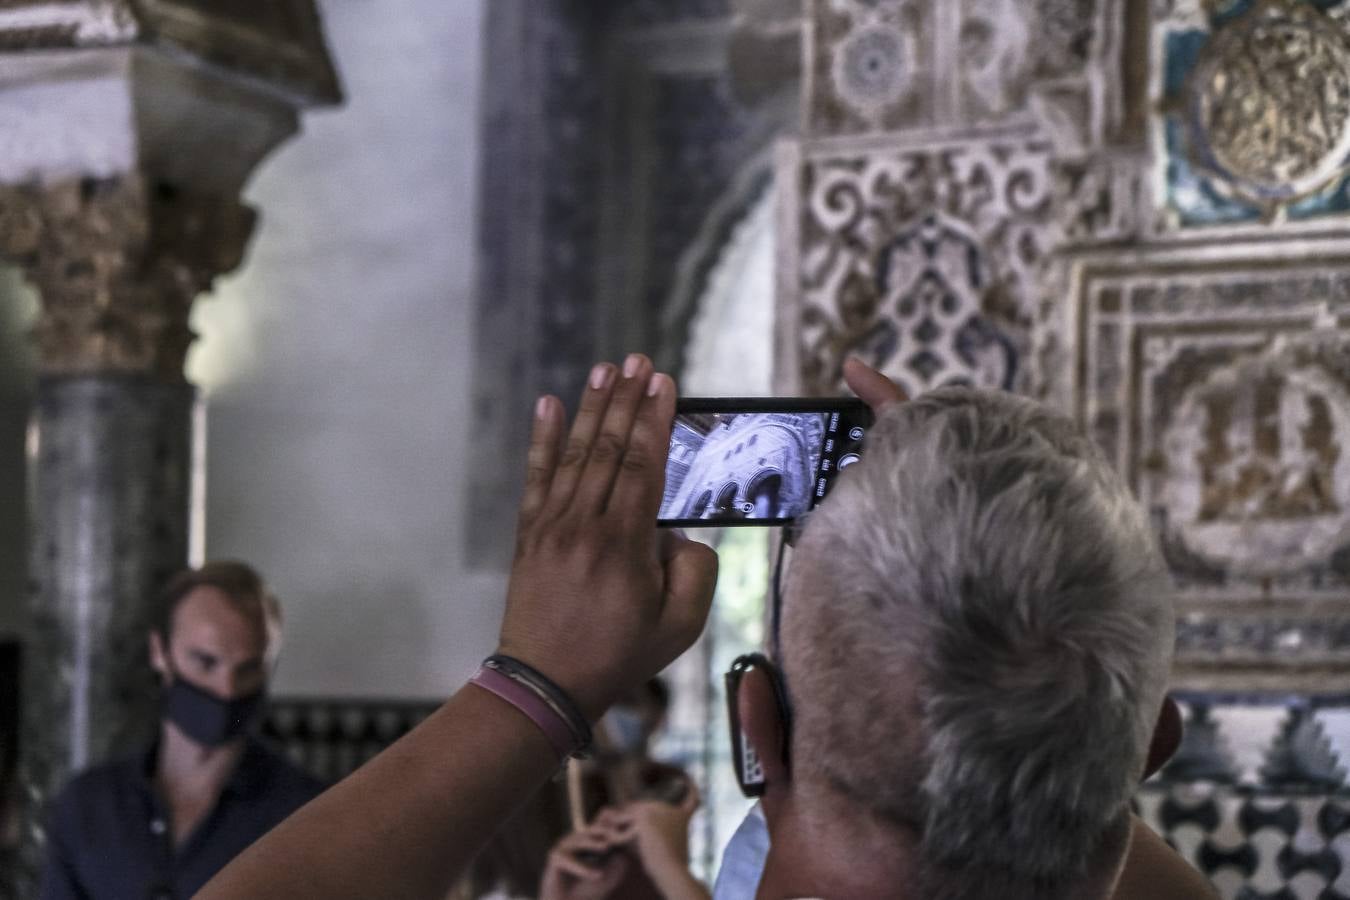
807, 0, 1107, 140
808, 0, 930, 135
796, 141, 1061, 396
0, 175, 255, 379
1159, 0, 1350, 224
1191, 0, 1350, 205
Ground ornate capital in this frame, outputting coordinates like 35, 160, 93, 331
0, 174, 255, 379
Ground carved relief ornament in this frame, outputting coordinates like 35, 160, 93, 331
1188, 0, 1350, 211
807, 0, 1108, 144
0, 175, 255, 379
794, 140, 1065, 398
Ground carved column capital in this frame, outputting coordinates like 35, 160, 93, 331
0, 174, 255, 380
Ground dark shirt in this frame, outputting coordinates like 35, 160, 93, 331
39, 737, 325, 900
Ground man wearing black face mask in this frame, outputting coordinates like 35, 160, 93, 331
39, 560, 325, 900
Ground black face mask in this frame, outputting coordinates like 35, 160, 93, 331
163, 671, 265, 748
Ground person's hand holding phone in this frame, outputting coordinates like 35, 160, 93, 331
497, 354, 719, 721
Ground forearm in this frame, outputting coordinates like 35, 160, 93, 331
201, 360, 716, 897
199, 684, 558, 900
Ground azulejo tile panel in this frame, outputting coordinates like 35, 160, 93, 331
258, 695, 1350, 899
1139, 696, 1350, 900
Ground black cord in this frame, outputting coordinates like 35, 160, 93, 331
771, 527, 789, 659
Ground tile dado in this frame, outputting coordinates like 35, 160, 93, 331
258, 694, 1350, 900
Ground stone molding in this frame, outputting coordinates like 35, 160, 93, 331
0, 175, 255, 379
0, 0, 340, 106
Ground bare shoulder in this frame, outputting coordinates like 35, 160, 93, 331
1112, 816, 1219, 900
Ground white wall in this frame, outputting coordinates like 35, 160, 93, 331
187, 0, 505, 698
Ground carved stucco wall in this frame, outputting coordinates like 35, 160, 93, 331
778, 0, 1350, 697
776, 1, 1350, 895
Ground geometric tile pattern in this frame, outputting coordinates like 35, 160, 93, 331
1136, 787, 1350, 900
1140, 698, 1350, 899
261, 699, 438, 785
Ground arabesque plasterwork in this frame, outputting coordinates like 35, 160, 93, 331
782, 0, 1350, 698
806, 0, 1109, 143
1070, 253, 1350, 688
795, 140, 1063, 398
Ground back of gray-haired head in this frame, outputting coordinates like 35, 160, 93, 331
781, 387, 1175, 899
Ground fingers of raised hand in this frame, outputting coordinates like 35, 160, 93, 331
592, 807, 635, 839
544, 362, 619, 512
518, 395, 565, 530
609, 372, 675, 527
574, 354, 657, 515
559, 829, 616, 856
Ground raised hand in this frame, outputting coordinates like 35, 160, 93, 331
498, 354, 719, 721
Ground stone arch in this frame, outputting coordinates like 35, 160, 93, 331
657, 152, 776, 392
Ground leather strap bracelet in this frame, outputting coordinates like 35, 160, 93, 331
469, 654, 593, 759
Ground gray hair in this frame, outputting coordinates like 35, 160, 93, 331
782, 388, 1174, 897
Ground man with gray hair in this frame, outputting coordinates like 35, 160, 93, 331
714, 361, 1214, 899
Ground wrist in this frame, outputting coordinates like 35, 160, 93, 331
472, 654, 594, 758
492, 643, 614, 722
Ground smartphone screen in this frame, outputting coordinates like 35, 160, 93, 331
658, 398, 872, 527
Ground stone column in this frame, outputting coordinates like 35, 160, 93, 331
0, 6, 340, 893
0, 174, 256, 892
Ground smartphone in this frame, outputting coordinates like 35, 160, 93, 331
658, 398, 873, 527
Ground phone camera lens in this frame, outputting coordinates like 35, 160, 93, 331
849, 427, 864, 441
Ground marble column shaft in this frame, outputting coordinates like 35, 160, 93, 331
15, 376, 195, 884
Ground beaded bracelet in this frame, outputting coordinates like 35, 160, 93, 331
469, 654, 593, 760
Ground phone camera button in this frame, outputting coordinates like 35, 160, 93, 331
849, 427, 864, 441
839, 453, 861, 469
